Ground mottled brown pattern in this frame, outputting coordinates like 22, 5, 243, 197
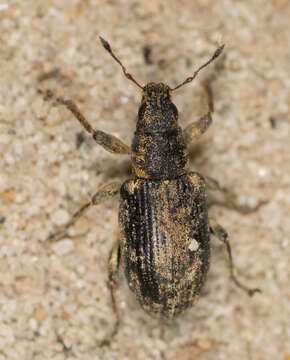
117, 82, 213, 319
119, 173, 209, 319
132, 83, 189, 179
132, 127, 189, 179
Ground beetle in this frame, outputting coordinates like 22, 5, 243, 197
41, 37, 261, 344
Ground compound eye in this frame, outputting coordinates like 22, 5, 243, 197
171, 103, 178, 119
138, 102, 146, 120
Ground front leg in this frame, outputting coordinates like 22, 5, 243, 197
183, 112, 212, 145
183, 51, 225, 146
205, 175, 267, 214
39, 89, 131, 154
183, 81, 214, 145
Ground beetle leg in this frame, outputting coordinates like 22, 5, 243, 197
47, 182, 121, 242
183, 112, 213, 145
205, 176, 267, 214
183, 78, 215, 145
100, 239, 121, 347
183, 52, 226, 146
39, 89, 131, 154
209, 218, 261, 296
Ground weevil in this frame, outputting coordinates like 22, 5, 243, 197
41, 37, 262, 344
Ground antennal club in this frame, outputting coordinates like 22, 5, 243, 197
99, 36, 144, 90
170, 44, 225, 91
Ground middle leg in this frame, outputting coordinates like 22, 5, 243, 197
47, 182, 121, 242
205, 175, 267, 214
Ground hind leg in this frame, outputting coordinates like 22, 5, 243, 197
209, 218, 261, 296
100, 239, 121, 347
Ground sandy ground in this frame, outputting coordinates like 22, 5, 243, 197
0, 0, 290, 359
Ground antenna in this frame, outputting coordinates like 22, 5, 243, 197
99, 36, 144, 90
170, 44, 225, 91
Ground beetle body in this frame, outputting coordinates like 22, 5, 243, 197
119, 83, 210, 318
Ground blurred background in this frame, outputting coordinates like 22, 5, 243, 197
0, 1, 289, 359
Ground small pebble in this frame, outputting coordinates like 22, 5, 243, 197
188, 238, 199, 252
51, 239, 74, 255
51, 209, 69, 226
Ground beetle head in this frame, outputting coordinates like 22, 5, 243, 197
136, 82, 178, 132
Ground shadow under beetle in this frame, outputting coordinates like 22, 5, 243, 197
41, 37, 262, 344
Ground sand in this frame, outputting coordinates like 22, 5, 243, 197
0, 1, 289, 359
